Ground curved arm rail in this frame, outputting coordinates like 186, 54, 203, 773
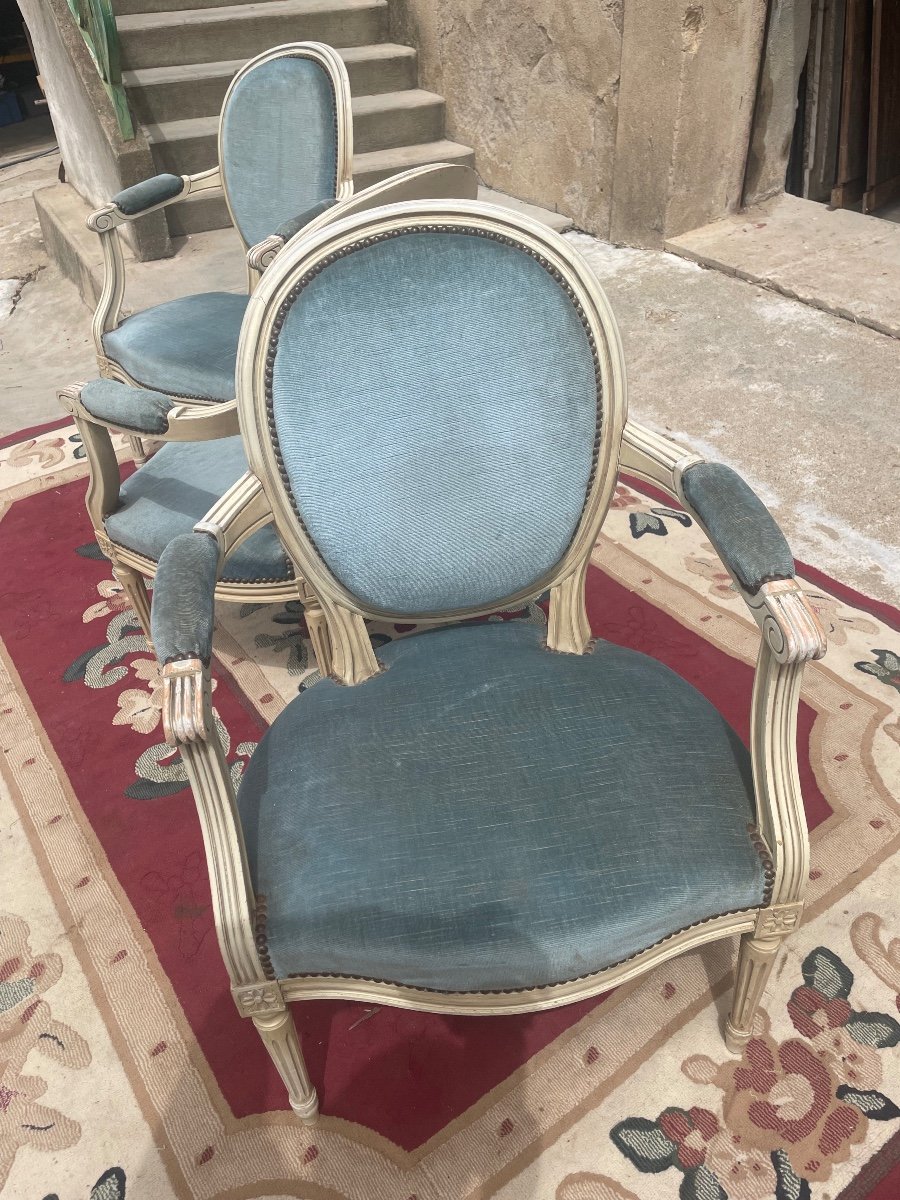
86, 168, 223, 346
619, 418, 826, 906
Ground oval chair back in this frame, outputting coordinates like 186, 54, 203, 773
219, 43, 353, 248
236, 199, 627, 682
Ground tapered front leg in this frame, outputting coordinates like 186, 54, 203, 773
726, 903, 803, 1052
252, 1007, 319, 1122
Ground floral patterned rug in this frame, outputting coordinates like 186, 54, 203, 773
1, 420, 899, 1200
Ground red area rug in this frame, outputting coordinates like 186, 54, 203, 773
1, 422, 898, 1200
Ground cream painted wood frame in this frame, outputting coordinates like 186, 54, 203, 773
66, 168, 481, 671
155, 200, 827, 1122
84, 42, 354, 459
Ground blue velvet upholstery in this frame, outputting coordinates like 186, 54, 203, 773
271, 231, 599, 613
681, 462, 794, 594
274, 197, 338, 242
102, 293, 248, 401
105, 437, 292, 583
112, 173, 184, 216
80, 378, 172, 435
221, 55, 338, 247
239, 621, 766, 991
152, 533, 219, 664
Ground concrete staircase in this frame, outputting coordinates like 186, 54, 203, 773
111, 0, 475, 237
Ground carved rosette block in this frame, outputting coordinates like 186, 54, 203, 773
232, 980, 285, 1016
754, 901, 803, 938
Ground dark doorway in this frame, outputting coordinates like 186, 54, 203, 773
0, 1, 56, 168
788, 0, 900, 221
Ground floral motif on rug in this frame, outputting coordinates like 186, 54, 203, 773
611, 940, 900, 1198
0, 422, 898, 1199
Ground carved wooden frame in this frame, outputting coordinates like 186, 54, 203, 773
151, 203, 826, 1119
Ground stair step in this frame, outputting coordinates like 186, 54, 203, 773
352, 139, 476, 190
114, 0, 279, 14
117, 0, 388, 69
114, 0, 279, 13
165, 139, 476, 235
145, 89, 445, 175
124, 44, 418, 124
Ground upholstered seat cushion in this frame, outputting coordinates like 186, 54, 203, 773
239, 621, 767, 992
105, 438, 291, 583
102, 293, 249, 401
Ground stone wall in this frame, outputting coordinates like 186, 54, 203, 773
392, 0, 770, 247
390, 0, 624, 236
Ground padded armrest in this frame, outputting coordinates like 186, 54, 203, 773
152, 532, 220, 665
680, 462, 794, 595
274, 197, 340, 242
79, 378, 174, 435
111, 173, 185, 216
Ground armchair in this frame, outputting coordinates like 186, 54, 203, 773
143, 199, 826, 1122
60, 165, 480, 671
86, 42, 354, 459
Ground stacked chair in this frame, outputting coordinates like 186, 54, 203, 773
60, 42, 477, 672
63, 51, 827, 1124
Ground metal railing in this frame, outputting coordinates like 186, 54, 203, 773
66, 0, 134, 141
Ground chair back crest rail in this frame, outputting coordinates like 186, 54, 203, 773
235, 200, 628, 683
219, 43, 354, 251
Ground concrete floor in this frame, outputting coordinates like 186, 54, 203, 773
0, 147, 95, 430
667, 193, 900, 340
0, 161, 896, 603
567, 233, 899, 603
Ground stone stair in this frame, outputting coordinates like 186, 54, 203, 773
112, 0, 475, 237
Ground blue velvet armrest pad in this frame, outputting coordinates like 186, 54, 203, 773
151, 533, 220, 665
80, 378, 173, 435
274, 197, 339, 241
681, 462, 794, 594
111, 173, 185, 216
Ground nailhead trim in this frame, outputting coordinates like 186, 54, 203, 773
254, 894, 277, 981
748, 823, 776, 907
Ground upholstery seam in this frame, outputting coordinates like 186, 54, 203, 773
273, 904, 763, 996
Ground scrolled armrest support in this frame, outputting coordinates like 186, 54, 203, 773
247, 198, 340, 272
744, 579, 827, 665
247, 234, 285, 272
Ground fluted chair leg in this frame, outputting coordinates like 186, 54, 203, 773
128, 435, 149, 464
726, 904, 802, 1052
111, 564, 153, 649
304, 601, 333, 678
252, 1006, 319, 1123
295, 579, 333, 678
